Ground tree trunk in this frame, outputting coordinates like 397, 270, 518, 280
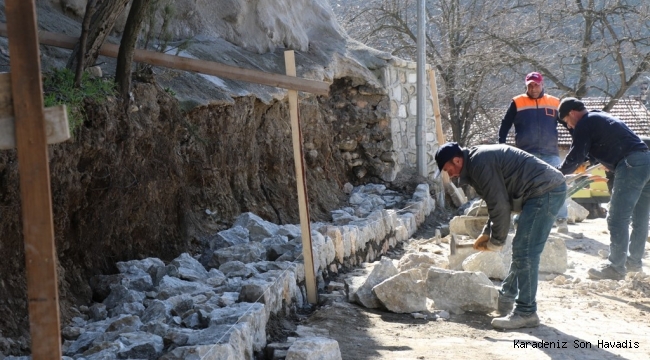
115, 0, 152, 110
66, 0, 131, 71
74, 0, 96, 87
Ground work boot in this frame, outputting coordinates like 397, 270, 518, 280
588, 264, 624, 280
555, 218, 569, 234
496, 296, 514, 316
492, 312, 540, 330
626, 259, 643, 273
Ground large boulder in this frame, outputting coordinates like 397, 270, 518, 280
425, 268, 498, 314
460, 233, 567, 278
449, 216, 488, 238
462, 251, 508, 280
373, 269, 429, 313
567, 199, 590, 223
348, 258, 398, 309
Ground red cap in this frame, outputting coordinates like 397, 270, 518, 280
525, 72, 543, 85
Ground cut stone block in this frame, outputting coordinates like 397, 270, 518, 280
425, 268, 498, 314
449, 216, 488, 238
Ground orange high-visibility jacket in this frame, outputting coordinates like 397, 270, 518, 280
498, 92, 560, 156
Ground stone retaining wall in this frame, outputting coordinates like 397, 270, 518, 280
381, 60, 439, 181
329, 59, 442, 184
55, 185, 435, 360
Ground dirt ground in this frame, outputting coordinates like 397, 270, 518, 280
297, 213, 650, 360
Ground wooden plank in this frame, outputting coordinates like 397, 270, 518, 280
0, 23, 330, 96
429, 69, 451, 205
285, 50, 318, 305
4, 1, 62, 359
0, 105, 70, 149
428, 70, 445, 149
0, 73, 71, 149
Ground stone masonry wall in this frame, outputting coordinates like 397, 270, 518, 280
380, 59, 439, 181
54, 184, 436, 360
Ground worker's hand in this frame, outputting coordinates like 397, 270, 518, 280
574, 163, 588, 174
486, 241, 503, 252
473, 234, 490, 251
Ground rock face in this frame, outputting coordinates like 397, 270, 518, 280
0, 25, 380, 354
57, 0, 345, 54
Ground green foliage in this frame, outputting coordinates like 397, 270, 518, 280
163, 87, 176, 96
42, 68, 116, 136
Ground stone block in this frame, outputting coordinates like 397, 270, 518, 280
426, 268, 498, 314
449, 216, 488, 238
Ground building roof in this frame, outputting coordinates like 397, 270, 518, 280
504, 97, 650, 148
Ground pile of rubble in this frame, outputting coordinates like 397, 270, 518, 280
345, 257, 498, 315
340, 197, 593, 317
553, 272, 650, 299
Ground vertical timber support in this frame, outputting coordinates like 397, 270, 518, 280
5, 1, 62, 359
429, 69, 450, 206
284, 50, 318, 305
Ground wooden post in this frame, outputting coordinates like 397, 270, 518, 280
5, 1, 62, 359
428, 69, 450, 205
428, 70, 445, 152
284, 50, 318, 305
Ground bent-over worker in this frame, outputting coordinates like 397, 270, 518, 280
557, 97, 650, 280
435, 142, 566, 329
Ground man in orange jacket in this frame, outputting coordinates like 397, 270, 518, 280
498, 72, 568, 233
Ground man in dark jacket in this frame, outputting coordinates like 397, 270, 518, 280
558, 97, 650, 280
498, 72, 568, 233
436, 142, 566, 329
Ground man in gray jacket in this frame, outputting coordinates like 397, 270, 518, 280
435, 142, 566, 329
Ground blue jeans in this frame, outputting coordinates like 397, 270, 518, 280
533, 154, 569, 220
607, 151, 650, 273
500, 183, 566, 315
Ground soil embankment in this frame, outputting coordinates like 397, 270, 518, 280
0, 79, 355, 354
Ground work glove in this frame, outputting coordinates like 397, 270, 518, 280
473, 234, 490, 251
473, 234, 503, 252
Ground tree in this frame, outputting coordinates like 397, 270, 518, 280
335, 0, 650, 144
115, 0, 153, 108
73, 0, 96, 88
68, 0, 162, 110
66, 0, 131, 72
483, 0, 650, 110
335, 0, 514, 146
